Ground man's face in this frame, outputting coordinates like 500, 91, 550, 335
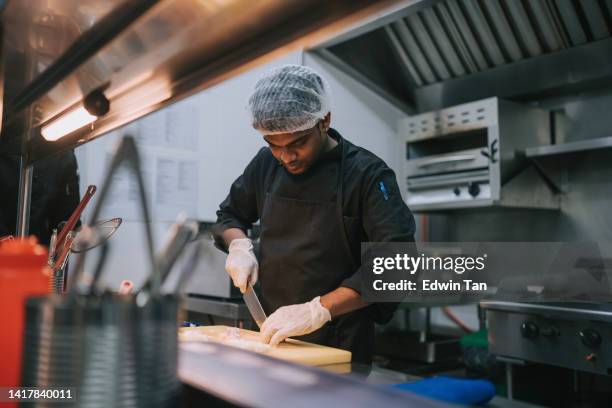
263, 120, 328, 175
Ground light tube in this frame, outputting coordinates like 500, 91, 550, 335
41, 107, 97, 141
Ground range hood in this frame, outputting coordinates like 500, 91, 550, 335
312, 0, 612, 113
0, 0, 408, 164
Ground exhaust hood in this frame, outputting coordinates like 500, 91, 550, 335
312, 0, 612, 113
0, 0, 407, 164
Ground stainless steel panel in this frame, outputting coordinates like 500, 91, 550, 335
482, 301, 612, 322
413, 38, 612, 112
392, 19, 437, 83
432, 2, 476, 74
384, 25, 424, 87
407, 191, 494, 210
401, 97, 497, 141
406, 168, 489, 189
445, 0, 489, 71
462, 0, 506, 66
313, 0, 612, 114
183, 296, 251, 321
481, 0, 523, 62
420, 8, 466, 77
578, 0, 610, 40
312, 0, 441, 50
312, 48, 415, 113
405, 148, 489, 177
484, 302, 612, 375
525, 0, 565, 51
405, 13, 452, 80
502, 0, 543, 56
526, 136, 612, 158
554, 0, 588, 46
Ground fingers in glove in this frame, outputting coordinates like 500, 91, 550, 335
270, 329, 291, 346
248, 268, 258, 287
260, 319, 279, 344
230, 268, 249, 294
237, 277, 247, 294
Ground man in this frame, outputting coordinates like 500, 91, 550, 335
214, 65, 415, 363
0, 150, 80, 245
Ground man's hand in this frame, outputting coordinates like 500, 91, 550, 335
225, 238, 258, 293
260, 297, 331, 346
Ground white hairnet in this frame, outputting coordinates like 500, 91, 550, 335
248, 64, 330, 135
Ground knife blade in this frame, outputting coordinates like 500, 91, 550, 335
243, 284, 267, 328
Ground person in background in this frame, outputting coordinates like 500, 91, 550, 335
0, 150, 81, 245
213, 65, 415, 363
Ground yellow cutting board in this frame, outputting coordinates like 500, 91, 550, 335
179, 325, 351, 366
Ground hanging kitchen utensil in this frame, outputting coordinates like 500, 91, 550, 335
50, 232, 76, 294
139, 216, 199, 296
53, 185, 97, 256
71, 217, 123, 253
70, 136, 157, 297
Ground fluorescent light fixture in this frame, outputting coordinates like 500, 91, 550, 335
41, 106, 97, 141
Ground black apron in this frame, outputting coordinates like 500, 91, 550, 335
258, 141, 374, 363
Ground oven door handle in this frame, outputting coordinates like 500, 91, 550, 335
416, 154, 477, 168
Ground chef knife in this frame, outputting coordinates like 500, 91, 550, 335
243, 284, 267, 328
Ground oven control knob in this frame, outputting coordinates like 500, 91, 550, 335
521, 321, 539, 339
580, 329, 602, 348
453, 187, 461, 196
467, 182, 480, 197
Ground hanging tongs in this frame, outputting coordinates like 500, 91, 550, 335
48, 185, 97, 293
70, 136, 158, 298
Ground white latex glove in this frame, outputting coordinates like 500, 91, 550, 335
260, 296, 331, 346
225, 238, 258, 293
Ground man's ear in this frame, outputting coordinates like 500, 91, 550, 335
321, 112, 331, 131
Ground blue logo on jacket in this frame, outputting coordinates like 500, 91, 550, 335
379, 181, 389, 201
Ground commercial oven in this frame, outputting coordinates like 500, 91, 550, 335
400, 97, 559, 211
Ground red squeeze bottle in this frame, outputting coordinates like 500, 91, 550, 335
0, 237, 50, 392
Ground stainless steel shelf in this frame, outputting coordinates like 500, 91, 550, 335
178, 342, 447, 408
525, 136, 612, 158
184, 294, 251, 321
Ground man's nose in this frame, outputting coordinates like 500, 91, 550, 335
280, 149, 296, 163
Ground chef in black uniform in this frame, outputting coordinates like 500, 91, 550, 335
0, 150, 80, 244
214, 65, 415, 363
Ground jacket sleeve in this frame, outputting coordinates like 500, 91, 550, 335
47, 150, 81, 232
212, 150, 263, 251
341, 164, 416, 323
0, 210, 11, 237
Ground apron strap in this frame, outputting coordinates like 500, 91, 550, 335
336, 140, 358, 271
266, 138, 358, 271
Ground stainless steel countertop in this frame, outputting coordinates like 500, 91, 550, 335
178, 341, 451, 408
179, 341, 543, 407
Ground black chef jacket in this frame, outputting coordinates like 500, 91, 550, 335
214, 128, 415, 360
0, 150, 80, 245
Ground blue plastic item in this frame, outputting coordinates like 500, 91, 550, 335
393, 376, 495, 406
